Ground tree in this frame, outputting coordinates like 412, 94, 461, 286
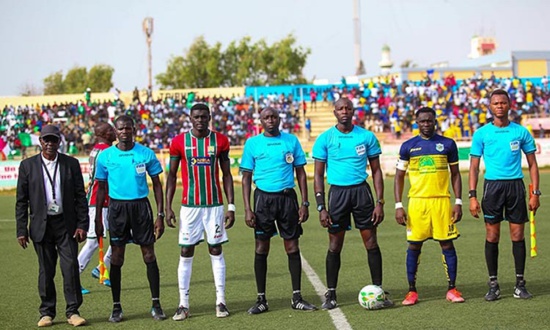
18, 82, 42, 96
43, 71, 65, 95
156, 34, 310, 89
42, 64, 115, 95
157, 36, 224, 89
88, 65, 115, 92
263, 34, 310, 85
64, 66, 88, 94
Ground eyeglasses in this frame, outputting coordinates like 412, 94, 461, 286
42, 136, 60, 144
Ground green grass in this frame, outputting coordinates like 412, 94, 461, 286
1, 173, 549, 329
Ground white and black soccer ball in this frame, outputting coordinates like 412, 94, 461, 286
358, 285, 385, 310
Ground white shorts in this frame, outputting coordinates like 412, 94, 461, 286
87, 207, 109, 238
179, 205, 228, 246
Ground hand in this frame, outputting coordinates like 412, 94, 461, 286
298, 205, 309, 224
225, 210, 235, 229
154, 217, 165, 240
371, 204, 385, 225
319, 209, 332, 228
18, 236, 29, 249
244, 209, 256, 228
528, 195, 540, 215
452, 204, 463, 223
73, 229, 87, 243
395, 207, 407, 226
469, 198, 481, 218
165, 208, 176, 228
95, 216, 104, 238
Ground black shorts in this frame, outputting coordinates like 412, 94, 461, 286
328, 181, 376, 233
108, 197, 155, 246
482, 179, 528, 224
253, 188, 303, 241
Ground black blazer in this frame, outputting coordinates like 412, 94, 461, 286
16, 153, 89, 243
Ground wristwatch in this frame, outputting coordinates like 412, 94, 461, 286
317, 204, 326, 212
157, 212, 165, 218
302, 201, 310, 207
377, 199, 385, 205
532, 190, 542, 196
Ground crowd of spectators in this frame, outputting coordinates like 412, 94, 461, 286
0, 90, 303, 158
327, 73, 550, 140
1, 73, 549, 159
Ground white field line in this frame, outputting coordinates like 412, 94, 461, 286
301, 253, 353, 330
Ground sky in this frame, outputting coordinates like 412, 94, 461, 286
1, 0, 549, 96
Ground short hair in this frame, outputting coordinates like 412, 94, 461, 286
415, 107, 436, 118
190, 103, 210, 113
114, 115, 134, 127
489, 89, 510, 103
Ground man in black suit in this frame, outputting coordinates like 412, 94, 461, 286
16, 125, 89, 327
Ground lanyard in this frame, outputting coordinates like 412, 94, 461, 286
41, 158, 59, 202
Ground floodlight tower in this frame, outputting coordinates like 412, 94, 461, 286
143, 17, 154, 89
353, 0, 365, 75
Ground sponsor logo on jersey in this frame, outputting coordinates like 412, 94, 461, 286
190, 156, 212, 166
418, 156, 436, 174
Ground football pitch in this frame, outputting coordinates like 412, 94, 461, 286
0, 174, 548, 329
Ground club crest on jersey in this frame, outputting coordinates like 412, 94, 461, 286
356, 144, 366, 156
510, 141, 520, 151
285, 152, 294, 164
436, 143, 444, 152
190, 156, 212, 166
208, 146, 215, 155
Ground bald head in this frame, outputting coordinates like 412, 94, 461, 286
94, 122, 116, 144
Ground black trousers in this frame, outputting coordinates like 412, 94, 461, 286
33, 214, 82, 319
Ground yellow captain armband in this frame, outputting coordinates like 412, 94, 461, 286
396, 159, 409, 171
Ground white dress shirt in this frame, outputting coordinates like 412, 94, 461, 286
41, 153, 63, 215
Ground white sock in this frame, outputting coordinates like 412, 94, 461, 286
78, 238, 98, 274
210, 253, 226, 305
103, 246, 112, 270
178, 256, 193, 308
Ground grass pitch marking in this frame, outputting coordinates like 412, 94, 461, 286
301, 253, 352, 330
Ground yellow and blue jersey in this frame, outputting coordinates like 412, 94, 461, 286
398, 134, 458, 198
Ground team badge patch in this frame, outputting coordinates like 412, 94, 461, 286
510, 141, 520, 151
285, 152, 294, 164
208, 146, 215, 155
436, 143, 444, 152
356, 144, 366, 156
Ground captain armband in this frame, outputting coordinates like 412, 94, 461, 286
396, 159, 409, 171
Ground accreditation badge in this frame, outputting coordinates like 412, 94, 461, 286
48, 202, 60, 213
285, 152, 294, 164
135, 163, 146, 175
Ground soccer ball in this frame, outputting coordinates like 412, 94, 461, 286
358, 285, 385, 310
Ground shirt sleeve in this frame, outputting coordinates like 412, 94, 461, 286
470, 130, 483, 158
292, 136, 307, 167
95, 151, 107, 181
521, 128, 537, 154
239, 139, 255, 172
147, 149, 163, 177
312, 133, 327, 161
